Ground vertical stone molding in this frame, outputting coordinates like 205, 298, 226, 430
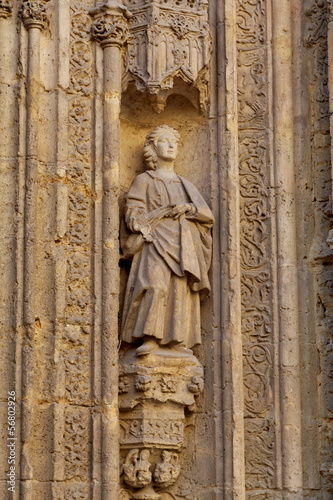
328, 0, 333, 248
0, 0, 13, 18
49, 1, 68, 497
272, 0, 303, 496
0, 0, 20, 496
18, 2, 50, 498
218, 0, 246, 498
90, 2, 131, 498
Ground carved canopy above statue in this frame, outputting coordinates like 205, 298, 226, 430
123, 0, 212, 111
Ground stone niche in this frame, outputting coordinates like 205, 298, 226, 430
89, 0, 216, 494
118, 78, 214, 500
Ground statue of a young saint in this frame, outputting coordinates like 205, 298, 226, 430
121, 125, 214, 356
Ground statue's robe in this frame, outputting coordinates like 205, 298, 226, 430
121, 170, 214, 348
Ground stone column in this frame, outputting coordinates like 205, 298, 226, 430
0, 2, 18, 497
19, 1, 50, 498
52, 0, 69, 492
90, 2, 131, 498
271, 1, 303, 497
217, 0, 246, 498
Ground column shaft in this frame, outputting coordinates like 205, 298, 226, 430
271, 1, 303, 495
101, 43, 122, 500
21, 24, 42, 500
218, 0, 245, 498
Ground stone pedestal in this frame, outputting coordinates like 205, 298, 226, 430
119, 348, 204, 498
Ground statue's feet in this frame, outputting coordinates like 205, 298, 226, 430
172, 344, 193, 355
136, 338, 159, 356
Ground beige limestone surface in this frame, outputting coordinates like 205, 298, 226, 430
0, 0, 332, 499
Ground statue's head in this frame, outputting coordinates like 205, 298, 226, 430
143, 125, 180, 170
161, 450, 172, 462
140, 449, 150, 461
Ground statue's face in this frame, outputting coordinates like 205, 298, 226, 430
141, 450, 150, 460
155, 130, 178, 161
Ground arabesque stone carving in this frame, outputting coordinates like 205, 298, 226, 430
60, 3, 95, 488
304, 1, 333, 495
236, 0, 276, 492
0, 0, 13, 18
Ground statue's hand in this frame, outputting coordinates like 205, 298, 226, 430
132, 220, 141, 232
127, 208, 148, 232
167, 204, 194, 219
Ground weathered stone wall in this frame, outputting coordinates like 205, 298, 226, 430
0, 1, 332, 499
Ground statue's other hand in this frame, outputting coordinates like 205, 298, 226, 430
132, 220, 141, 232
147, 204, 175, 225
168, 203, 193, 219
127, 209, 149, 233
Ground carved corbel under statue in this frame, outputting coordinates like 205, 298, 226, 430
119, 125, 213, 499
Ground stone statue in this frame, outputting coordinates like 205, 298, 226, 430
121, 125, 214, 356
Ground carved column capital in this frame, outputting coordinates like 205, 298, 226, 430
90, 1, 132, 49
0, 0, 13, 19
19, 0, 50, 31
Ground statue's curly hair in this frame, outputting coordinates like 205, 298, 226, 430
143, 125, 180, 170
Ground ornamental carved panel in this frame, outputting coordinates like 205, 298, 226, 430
236, 0, 276, 494
62, 1, 94, 489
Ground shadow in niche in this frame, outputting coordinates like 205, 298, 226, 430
122, 78, 201, 115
